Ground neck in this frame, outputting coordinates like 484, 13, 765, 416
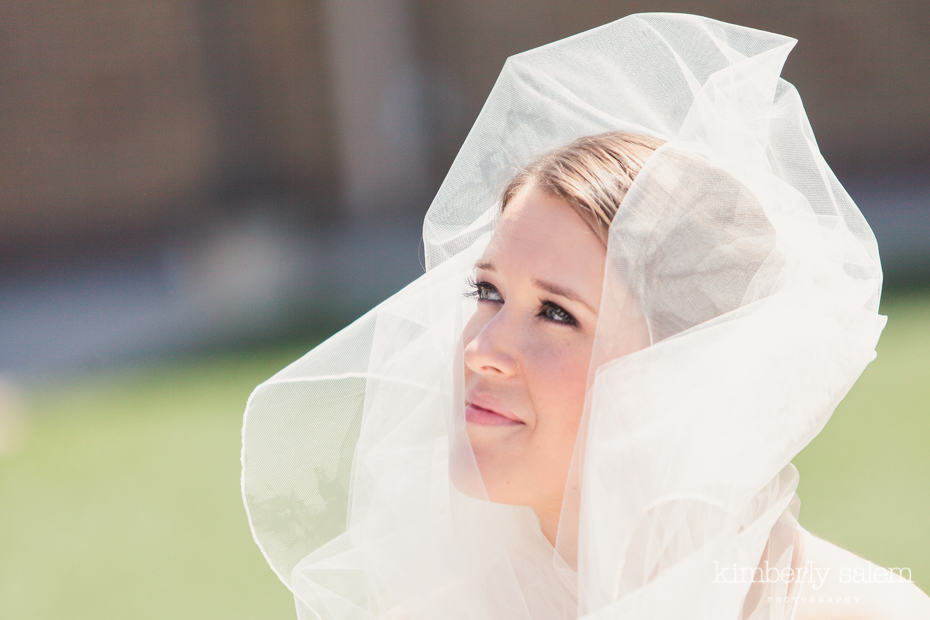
532, 496, 580, 571
533, 499, 562, 548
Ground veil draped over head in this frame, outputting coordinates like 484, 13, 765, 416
242, 13, 886, 619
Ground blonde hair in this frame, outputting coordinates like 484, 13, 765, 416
501, 131, 664, 244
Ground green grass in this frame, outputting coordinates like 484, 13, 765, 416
794, 289, 930, 589
0, 347, 305, 620
1, 292, 927, 619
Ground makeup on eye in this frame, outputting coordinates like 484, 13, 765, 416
464, 278, 502, 303
473, 261, 597, 315
540, 301, 577, 326
465, 278, 579, 326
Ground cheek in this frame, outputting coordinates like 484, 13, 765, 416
527, 336, 592, 428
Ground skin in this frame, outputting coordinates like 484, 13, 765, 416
461, 183, 606, 545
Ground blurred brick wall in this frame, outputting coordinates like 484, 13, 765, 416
1, 3, 212, 250
0, 2, 334, 255
1, 1, 926, 256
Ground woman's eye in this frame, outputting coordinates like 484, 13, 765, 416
465, 278, 577, 326
465, 278, 502, 303
541, 302, 577, 326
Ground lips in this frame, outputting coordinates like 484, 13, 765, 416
464, 393, 524, 426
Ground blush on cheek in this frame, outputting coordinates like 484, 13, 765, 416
548, 349, 591, 382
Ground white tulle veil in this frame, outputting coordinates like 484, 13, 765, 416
241, 13, 886, 619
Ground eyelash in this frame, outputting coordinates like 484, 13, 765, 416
464, 277, 578, 327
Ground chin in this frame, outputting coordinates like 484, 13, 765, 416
451, 439, 520, 503
472, 454, 538, 506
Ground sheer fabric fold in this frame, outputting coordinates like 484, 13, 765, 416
242, 13, 885, 619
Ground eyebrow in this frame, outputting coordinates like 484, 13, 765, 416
474, 261, 598, 314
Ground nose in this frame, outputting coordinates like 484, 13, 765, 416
463, 311, 520, 378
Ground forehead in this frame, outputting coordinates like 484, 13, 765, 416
480, 185, 605, 287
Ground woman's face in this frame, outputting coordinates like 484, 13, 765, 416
462, 183, 606, 516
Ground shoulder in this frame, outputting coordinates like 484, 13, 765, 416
793, 526, 930, 620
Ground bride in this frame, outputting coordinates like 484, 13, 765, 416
460, 130, 928, 618
242, 13, 929, 619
